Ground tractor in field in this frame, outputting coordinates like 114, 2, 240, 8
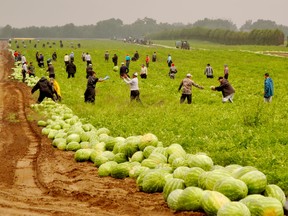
175, 40, 190, 50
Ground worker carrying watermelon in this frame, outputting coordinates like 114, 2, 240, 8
49, 77, 62, 102
31, 76, 55, 103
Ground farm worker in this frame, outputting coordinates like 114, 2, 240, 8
140, 64, 148, 79
211, 76, 235, 103
145, 55, 150, 68
84, 71, 105, 104
86, 64, 93, 79
38, 53, 44, 68
52, 51, 57, 61
81, 52, 86, 62
64, 54, 70, 66
152, 52, 157, 62
133, 51, 139, 61
224, 64, 229, 79
169, 63, 177, 79
104, 51, 109, 62
178, 73, 204, 104
167, 54, 172, 67
49, 78, 62, 102
122, 72, 142, 103
85, 52, 92, 66
263, 73, 274, 102
21, 61, 28, 82
66, 61, 77, 78
119, 62, 129, 78
21, 55, 27, 65
69, 52, 74, 62
31, 76, 55, 103
204, 63, 214, 78
46, 62, 55, 79
13, 50, 19, 62
125, 54, 131, 71
112, 53, 118, 66
28, 62, 35, 77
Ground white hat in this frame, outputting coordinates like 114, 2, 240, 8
186, 73, 192, 77
121, 62, 124, 65
133, 72, 138, 76
48, 62, 52, 64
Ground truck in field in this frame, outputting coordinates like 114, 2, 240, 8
175, 40, 190, 50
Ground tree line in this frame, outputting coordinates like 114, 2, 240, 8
0, 17, 287, 45
148, 27, 285, 45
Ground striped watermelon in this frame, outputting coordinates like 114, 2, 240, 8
167, 189, 183, 211
177, 187, 204, 211
184, 167, 205, 187
239, 170, 267, 194
217, 201, 251, 216
240, 195, 284, 216
201, 190, 231, 215
213, 177, 248, 201
163, 178, 185, 201
264, 184, 286, 206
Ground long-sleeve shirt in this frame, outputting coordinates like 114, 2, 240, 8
123, 77, 139, 91
178, 78, 203, 94
215, 79, 235, 97
264, 77, 274, 98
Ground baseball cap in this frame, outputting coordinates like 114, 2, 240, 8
121, 62, 124, 65
133, 72, 138, 76
186, 73, 192, 77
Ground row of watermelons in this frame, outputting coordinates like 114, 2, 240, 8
12, 61, 287, 215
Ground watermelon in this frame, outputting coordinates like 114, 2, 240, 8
264, 184, 286, 206
143, 146, 156, 158
187, 154, 214, 171
98, 161, 118, 177
129, 165, 149, 179
217, 201, 251, 216
213, 177, 248, 201
138, 133, 158, 151
201, 190, 231, 216
198, 169, 231, 190
173, 166, 190, 180
167, 189, 183, 211
130, 151, 144, 163
166, 143, 186, 157
177, 187, 204, 211
66, 141, 81, 151
240, 195, 284, 216
141, 171, 166, 193
94, 155, 109, 167
148, 152, 167, 164
111, 163, 130, 179
232, 166, 257, 179
163, 178, 185, 201
168, 152, 186, 165
239, 170, 267, 194
74, 149, 94, 162
66, 133, 81, 143
171, 157, 188, 170
113, 153, 127, 163
184, 167, 205, 187
141, 158, 159, 169
113, 66, 118, 72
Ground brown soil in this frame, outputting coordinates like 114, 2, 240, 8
0, 41, 205, 216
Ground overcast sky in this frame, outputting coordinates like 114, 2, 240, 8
1, 0, 287, 28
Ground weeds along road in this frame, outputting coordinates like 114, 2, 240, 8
0, 41, 205, 216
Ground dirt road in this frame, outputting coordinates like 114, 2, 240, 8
0, 41, 205, 216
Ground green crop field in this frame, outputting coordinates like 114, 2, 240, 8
11, 39, 288, 194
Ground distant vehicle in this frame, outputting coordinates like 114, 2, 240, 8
175, 40, 190, 50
